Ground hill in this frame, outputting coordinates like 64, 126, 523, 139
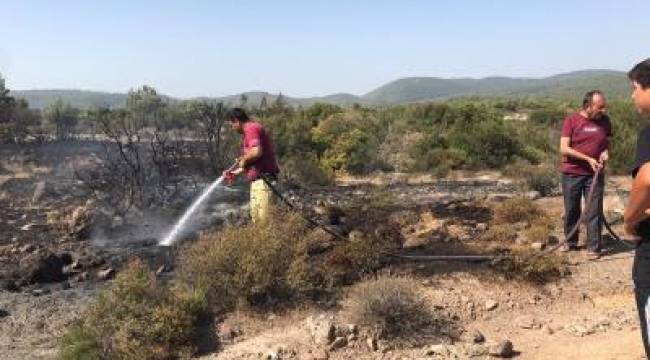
13, 70, 630, 109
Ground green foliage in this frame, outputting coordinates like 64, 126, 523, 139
496, 249, 570, 283
58, 259, 208, 360
58, 325, 101, 360
180, 210, 320, 311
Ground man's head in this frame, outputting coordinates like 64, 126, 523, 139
629, 59, 650, 115
582, 90, 607, 120
227, 107, 249, 133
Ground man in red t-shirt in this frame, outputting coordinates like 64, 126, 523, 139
559, 90, 611, 258
226, 108, 280, 223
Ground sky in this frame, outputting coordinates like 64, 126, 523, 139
2, 0, 649, 98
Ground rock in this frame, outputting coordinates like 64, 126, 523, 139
489, 340, 514, 358
525, 191, 541, 200
570, 324, 594, 337
19, 251, 66, 284
329, 336, 347, 351
425, 344, 451, 356
60, 281, 71, 290
300, 348, 329, 360
466, 344, 489, 357
19, 244, 36, 253
473, 330, 486, 343
97, 267, 115, 281
485, 299, 498, 311
348, 230, 364, 242
20, 223, 36, 231
31, 288, 51, 297
0, 309, 9, 318
516, 316, 538, 329
542, 325, 554, 335
306, 316, 335, 345
476, 223, 488, 231
366, 336, 378, 351
531, 242, 546, 251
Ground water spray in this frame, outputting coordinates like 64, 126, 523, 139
159, 163, 239, 247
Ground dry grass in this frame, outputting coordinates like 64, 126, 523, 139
179, 209, 327, 311
58, 259, 208, 360
479, 223, 518, 243
494, 249, 570, 283
343, 275, 433, 340
492, 197, 544, 225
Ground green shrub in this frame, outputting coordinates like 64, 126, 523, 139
180, 210, 321, 311
58, 259, 208, 360
58, 325, 101, 360
344, 276, 432, 339
281, 154, 334, 186
495, 249, 570, 283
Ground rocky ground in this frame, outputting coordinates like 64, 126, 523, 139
0, 143, 644, 359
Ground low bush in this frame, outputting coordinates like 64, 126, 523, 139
280, 154, 333, 187
58, 259, 208, 360
179, 209, 324, 311
479, 224, 518, 243
344, 275, 433, 339
495, 249, 570, 283
492, 197, 545, 225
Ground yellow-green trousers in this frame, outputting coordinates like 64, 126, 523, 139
250, 178, 276, 223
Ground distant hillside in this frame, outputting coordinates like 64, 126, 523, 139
362, 70, 629, 104
13, 70, 630, 109
12, 89, 128, 109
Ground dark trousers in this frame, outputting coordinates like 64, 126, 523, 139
636, 286, 650, 358
561, 173, 604, 252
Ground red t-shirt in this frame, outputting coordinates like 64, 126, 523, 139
560, 112, 612, 175
242, 121, 280, 181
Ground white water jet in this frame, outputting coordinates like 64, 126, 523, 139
159, 176, 225, 246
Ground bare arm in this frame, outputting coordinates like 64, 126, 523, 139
624, 162, 650, 235
239, 145, 263, 168
559, 136, 601, 171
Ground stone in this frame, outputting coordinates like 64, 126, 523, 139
489, 340, 514, 358
0, 309, 9, 318
542, 325, 554, 335
366, 336, 378, 351
97, 267, 115, 281
306, 316, 335, 345
301, 348, 329, 360
0, 279, 20, 292
19, 244, 36, 253
426, 344, 451, 356
473, 330, 486, 343
31, 288, 51, 297
531, 242, 545, 251
485, 299, 498, 311
329, 336, 347, 351
476, 223, 488, 231
348, 230, 364, 242
516, 316, 538, 329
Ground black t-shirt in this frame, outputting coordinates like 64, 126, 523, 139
632, 125, 650, 238
632, 125, 650, 287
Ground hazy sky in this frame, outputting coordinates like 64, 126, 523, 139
2, 0, 648, 98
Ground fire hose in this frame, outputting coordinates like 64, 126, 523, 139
257, 169, 634, 263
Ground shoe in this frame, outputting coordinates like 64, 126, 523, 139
559, 243, 578, 252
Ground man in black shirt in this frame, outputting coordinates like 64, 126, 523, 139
624, 58, 650, 357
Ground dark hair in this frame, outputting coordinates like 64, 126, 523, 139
582, 90, 604, 109
629, 59, 650, 90
228, 107, 249, 122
